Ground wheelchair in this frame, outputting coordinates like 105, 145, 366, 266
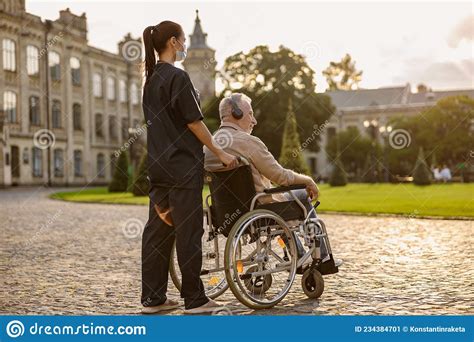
170, 157, 338, 309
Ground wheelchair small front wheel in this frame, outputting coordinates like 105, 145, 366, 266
301, 268, 324, 299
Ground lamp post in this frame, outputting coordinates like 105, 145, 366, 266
363, 119, 378, 182
379, 125, 392, 183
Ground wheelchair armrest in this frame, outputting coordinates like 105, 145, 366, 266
263, 184, 307, 194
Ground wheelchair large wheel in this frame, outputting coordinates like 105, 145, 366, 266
170, 231, 228, 299
224, 209, 298, 310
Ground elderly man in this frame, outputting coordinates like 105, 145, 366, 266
204, 93, 341, 271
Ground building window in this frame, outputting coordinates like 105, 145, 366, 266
49, 51, 61, 81
70, 57, 81, 85
109, 116, 117, 141
119, 80, 127, 103
97, 153, 105, 178
73, 150, 82, 177
32, 147, 43, 177
327, 127, 336, 141
73, 103, 82, 130
110, 154, 116, 177
3, 91, 17, 123
95, 113, 104, 137
107, 77, 116, 100
11, 145, 20, 178
121, 117, 129, 140
29, 96, 41, 125
26, 45, 39, 76
52, 100, 61, 128
93, 73, 102, 98
131, 82, 139, 105
2, 39, 16, 72
53, 149, 64, 177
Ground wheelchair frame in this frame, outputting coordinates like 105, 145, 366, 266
170, 157, 337, 309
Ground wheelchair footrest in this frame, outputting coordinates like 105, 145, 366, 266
315, 255, 339, 275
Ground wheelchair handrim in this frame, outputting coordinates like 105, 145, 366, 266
227, 211, 297, 307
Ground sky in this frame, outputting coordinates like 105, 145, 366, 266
27, 0, 474, 93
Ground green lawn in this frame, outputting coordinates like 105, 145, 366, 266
50, 183, 474, 218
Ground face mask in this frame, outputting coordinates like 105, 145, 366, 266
175, 41, 187, 62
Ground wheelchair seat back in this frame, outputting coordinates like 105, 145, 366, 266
207, 165, 256, 237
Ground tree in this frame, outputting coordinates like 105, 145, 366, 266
326, 126, 379, 180
132, 150, 149, 196
413, 147, 431, 185
217, 45, 335, 158
108, 151, 129, 192
323, 53, 363, 91
278, 100, 310, 175
388, 95, 474, 177
329, 154, 348, 186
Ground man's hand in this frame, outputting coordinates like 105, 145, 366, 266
305, 179, 320, 200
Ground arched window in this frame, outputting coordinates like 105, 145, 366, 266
53, 149, 64, 177
29, 96, 41, 125
95, 113, 104, 137
52, 100, 61, 128
73, 150, 82, 177
109, 116, 117, 140
73, 103, 82, 130
32, 147, 43, 177
49, 51, 61, 81
97, 153, 105, 178
107, 76, 116, 100
131, 83, 139, 105
70, 57, 81, 85
26, 45, 39, 76
119, 80, 127, 103
2, 39, 16, 71
3, 91, 17, 123
93, 73, 102, 97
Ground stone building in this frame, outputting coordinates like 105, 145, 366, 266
0, 0, 144, 187
307, 84, 474, 180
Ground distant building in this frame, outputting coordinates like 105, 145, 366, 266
182, 10, 217, 105
306, 84, 474, 179
0, 0, 143, 187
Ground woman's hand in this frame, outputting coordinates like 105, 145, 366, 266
217, 150, 240, 169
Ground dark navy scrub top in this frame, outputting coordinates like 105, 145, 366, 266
142, 61, 204, 190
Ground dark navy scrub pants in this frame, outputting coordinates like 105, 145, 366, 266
141, 185, 208, 310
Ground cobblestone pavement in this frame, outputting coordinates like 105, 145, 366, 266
1, 186, 473, 315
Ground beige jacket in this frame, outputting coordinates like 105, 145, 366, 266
203, 122, 307, 203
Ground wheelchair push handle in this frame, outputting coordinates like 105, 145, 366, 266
221, 155, 250, 167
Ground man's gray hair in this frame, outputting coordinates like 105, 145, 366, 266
219, 93, 252, 120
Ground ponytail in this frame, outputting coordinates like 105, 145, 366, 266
142, 21, 184, 86
143, 26, 156, 85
